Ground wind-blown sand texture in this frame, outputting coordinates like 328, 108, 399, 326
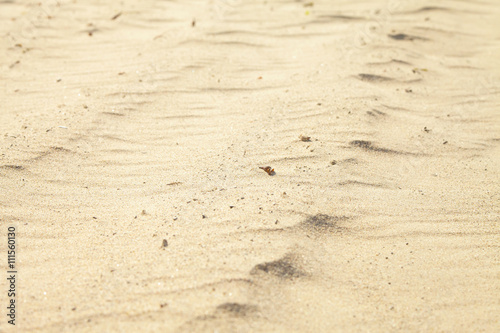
1, 0, 499, 332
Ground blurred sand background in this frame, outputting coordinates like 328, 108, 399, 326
1, 0, 499, 332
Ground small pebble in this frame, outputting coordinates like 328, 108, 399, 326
299, 135, 311, 142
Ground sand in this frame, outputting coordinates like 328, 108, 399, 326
1, 0, 499, 332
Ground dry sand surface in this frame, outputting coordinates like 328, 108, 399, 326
1, 0, 500, 332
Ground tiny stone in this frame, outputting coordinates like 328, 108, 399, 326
299, 135, 311, 142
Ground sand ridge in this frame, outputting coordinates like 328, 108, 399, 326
1, 0, 499, 332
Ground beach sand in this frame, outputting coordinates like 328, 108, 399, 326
1, 0, 499, 332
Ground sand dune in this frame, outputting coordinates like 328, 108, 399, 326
1, 0, 499, 332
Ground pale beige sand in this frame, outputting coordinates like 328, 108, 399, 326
1, 0, 499, 332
